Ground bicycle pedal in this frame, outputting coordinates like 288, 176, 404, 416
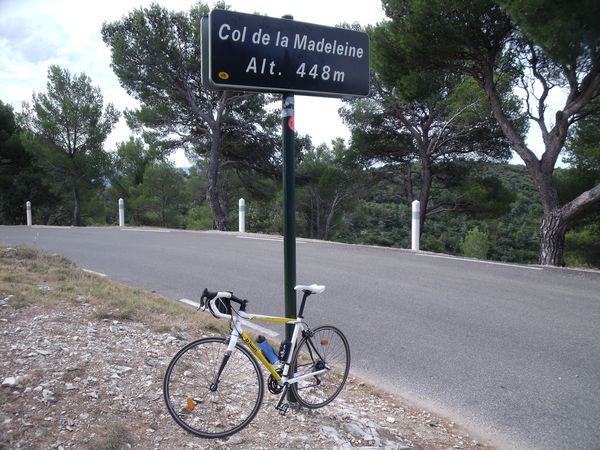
276, 403, 289, 416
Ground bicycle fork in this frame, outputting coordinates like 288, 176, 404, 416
210, 331, 241, 392
210, 351, 232, 392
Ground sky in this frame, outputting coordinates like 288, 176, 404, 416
0, 0, 387, 167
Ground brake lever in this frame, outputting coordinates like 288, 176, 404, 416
199, 288, 209, 312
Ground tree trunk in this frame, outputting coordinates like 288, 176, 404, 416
323, 191, 342, 241
206, 131, 228, 231
404, 163, 414, 204
73, 185, 81, 226
531, 166, 568, 265
538, 209, 567, 266
539, 183, 600, 265
418, 160, 432, 237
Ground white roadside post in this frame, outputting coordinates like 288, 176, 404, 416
26, 201, 32, 227
411, 200, 420, 251
118, 198, 125, 227
238, 198, 245, 233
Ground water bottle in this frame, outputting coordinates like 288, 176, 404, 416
256, 335, 278, 364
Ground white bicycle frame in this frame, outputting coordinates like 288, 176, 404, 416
204, 292, 329, 388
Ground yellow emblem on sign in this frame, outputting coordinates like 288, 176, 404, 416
218, 71, 230, 80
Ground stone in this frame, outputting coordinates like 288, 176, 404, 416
42, 389, 55, 404
227, 435, 243, 445
2, 376, 20, 387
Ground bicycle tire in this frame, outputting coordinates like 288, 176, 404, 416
289, 325, 350, 408
163, 337, 264, 438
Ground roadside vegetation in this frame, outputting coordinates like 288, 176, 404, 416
0, 245, 224, 335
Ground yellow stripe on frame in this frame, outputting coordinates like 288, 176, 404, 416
250, 317, 295, 323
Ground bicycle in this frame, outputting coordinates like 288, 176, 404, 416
163, 284, 350, 439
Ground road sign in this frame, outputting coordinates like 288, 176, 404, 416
201, 10, 370, 98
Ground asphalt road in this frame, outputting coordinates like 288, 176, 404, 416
2, 225, 599, 449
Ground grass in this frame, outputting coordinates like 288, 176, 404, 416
0, 245, 224, 335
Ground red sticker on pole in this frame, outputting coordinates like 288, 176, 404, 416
288, 116, 294, 131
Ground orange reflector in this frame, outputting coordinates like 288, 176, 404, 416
186, 399, 196, 411
321, 339, 329, 346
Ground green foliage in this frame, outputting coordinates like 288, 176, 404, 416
187, 204, 214, 230
560, 102, 600, 202
565, 223, 600, 268
244, 188, 283, 235
460, 227, 490, 259
335, 162, 542, 264
21, 66, 119, 226
0, 101, 56, 224
498, 0, 600, 64
380, 0, 515, 74
105, 137, 164, 225
296, 140, 361, 240
333, 170, 410, 248
134, 162, 188, 228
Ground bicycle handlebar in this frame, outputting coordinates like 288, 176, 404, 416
200, 288, 247, 319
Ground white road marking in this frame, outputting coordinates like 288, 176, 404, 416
236, 235, 306, 243
414, 252, 543, 270
120, 228, 171, 233
30, 225, 73, 229
178, 298, 200, 308
82, 268, 108, 277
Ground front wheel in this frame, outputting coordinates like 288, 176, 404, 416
289, 325, 350, 408
163, 337, 264, 438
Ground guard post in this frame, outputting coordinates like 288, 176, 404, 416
119, 198, 125, 227
411, 200, 420, 251
26, 201, 32, 226
238, 198, 246, 233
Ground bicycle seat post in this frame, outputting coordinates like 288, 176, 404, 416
297, 290, 311, 318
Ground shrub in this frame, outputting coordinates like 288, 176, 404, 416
461, 227, 490, 259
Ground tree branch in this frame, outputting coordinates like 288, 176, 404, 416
561, 183, 600, 222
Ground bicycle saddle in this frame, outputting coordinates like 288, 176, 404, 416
294, 284, 326, 294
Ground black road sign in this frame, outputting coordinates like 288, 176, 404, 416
201, 9, 370, 98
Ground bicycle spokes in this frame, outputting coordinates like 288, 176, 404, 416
289, 325, 350, 409
164, 338, 264, 438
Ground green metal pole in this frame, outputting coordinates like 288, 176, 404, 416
282, 92, 297, 405
281, 14, 297, 404
282, 92, 296, 338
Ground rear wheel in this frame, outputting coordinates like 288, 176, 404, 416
289, 325, 350, 408
163, 337, 264, 438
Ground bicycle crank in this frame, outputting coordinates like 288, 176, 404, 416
268, 368, 284, 394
